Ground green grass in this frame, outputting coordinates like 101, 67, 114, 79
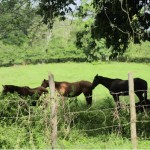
57, 134, 150, 149
0, 62, 150, 149
0, 62, 150, 101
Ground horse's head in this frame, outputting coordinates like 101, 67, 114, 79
36, 86, 48, 94
41, 79, 49, 88
91, 74, 100, 89
2, 85, 10, 94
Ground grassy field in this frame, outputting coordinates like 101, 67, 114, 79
0, 62, 150, 149
0, 62, 150, 101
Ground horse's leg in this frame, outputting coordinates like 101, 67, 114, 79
112, 94, 122, 134
61, 96, 67, 125
113, 94, 120, 108
135, 92, 145, 102
112, 94, 120, 121
84, 91, 92, 105
135, 91, 147, 113
144, 90, 147, 101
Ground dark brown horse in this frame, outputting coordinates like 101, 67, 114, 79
2, 85, 48, 106
92, 74, 148, 106
41, 79, 92, 105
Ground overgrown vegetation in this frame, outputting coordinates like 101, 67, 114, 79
1, 93, 150, 149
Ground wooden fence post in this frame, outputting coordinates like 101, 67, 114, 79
48, 73, 57, 149
128, 72, 137, 150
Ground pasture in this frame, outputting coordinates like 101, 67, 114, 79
0, 62, 150, 149
0, 62, 150, 101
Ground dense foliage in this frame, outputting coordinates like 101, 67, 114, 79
76, 0, 150, 58
37, 0, 76, 28
0, 0, 36, 46
0, 31, 149, 66
0, 0, 149, 63
1, 93, 150, 148
0, 18, 86, 66
91, 0, 150, 57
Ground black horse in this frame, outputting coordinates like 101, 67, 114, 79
41, 79, 93, 105
92, 74, 148, 106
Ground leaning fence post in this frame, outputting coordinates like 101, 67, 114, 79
48, 73, 57, 149
128, 72, 137, 150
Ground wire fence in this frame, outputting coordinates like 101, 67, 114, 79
0, 96, 150, 148
0, 76, 150, 148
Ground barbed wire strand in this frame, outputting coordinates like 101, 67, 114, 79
0, 89, 150, 145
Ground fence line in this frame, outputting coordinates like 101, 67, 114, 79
0, 88, 149, 101
1, 89, 150, 116
1, 120, 149, 135
128, 72, 137, 149
49, 73, 57, 149
0, 82, 150, 148
1, 90, 150, 117
110, 89, 148, 95
1, 103, 150, 118
58, 123, 130, 133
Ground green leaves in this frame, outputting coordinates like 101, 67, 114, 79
75, 0, 150, 59
37, 0, 76, 28
91, 0, 150, 56
0, 0, 35, 46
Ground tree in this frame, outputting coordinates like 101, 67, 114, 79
37, 0, 76, 28
0, 0, 36, 46
75, 1, 100, 61
91, 0, 150, 57
73, 0, 150, 59
1, 0, 149, 57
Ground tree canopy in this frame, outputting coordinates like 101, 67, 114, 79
0, 0, 149, 59
91, 0, 150, 56
37, 0, 76, 28
37, 0, 150, 57
0, 0, 36, 45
